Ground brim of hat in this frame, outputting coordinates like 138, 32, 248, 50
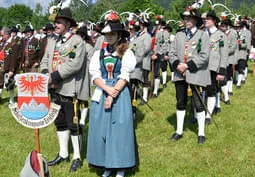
23, 29, 34, 33
101, 24, 130, 38
55, 16, 77, 27
180, 12, 201, 20
221, 21, 233, 27
206, 15, 220, 23
11, 30, 19, 33
45, 27, 54, 31
180, 12, 203, 27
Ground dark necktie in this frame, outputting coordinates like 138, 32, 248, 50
186, 29, 192, 39
57, 36, 66, 44
208, 29, 212, 37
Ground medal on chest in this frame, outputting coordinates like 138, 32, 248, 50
52, 47, 60, 72
184, 41, 189, 63
210, 39, 217, 51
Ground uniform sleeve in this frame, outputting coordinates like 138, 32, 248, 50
247, 30, 252, 51
40, 39, 51, 74
186, 31, 210, 72
143, 34, 152, 57
154, 32, 159, 53
219, 34, 228, 75
38, 38, 47, 63
9, 43, 19, 72
228, 32, 237, 55
89, 50, 101, 82
165, 31, 170, 55
169, 33, 180, 71
118, 49, 136, 82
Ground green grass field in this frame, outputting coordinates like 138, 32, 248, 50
1, 64, 255, 177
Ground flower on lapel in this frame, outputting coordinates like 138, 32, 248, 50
219, 41, 224, 47
69, 51, 76, 58
130, 43, 136, 54
191, 41, 197, 49
196, 39, 202, 53
36, 46, 41, 51
69, 45, 77, 58
7, 48, 12, 55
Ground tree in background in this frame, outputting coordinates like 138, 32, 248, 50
0, 7, 8, 27
71, 0, 90, 22
31, 3, 49, 30
120, 0, 164, 19
6, 4, 33, 29
164, 0, 192, 21
89, 0, 124, 22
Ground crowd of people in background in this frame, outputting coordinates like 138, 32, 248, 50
1, 3, 255, 177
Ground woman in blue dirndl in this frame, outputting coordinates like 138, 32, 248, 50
87, 12, 137, 177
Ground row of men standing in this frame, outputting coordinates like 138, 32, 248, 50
113, 8, 252, 145
0, 24, 57, 104
1, 6, 252, 177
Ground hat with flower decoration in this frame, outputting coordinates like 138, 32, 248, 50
101, 11, 130, 38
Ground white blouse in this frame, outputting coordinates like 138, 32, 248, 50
89, 48, 136, 82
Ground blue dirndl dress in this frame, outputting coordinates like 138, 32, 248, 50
87, 52, 136, 169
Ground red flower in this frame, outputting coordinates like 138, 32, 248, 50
129, 20, 135, 25
107, 12, 119, 21
156, 15, 163, 20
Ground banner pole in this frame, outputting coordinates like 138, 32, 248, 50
35, 128, 40, 153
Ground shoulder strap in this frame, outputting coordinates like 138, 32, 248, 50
99, 48, 104, 60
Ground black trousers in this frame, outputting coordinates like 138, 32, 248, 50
54, 94, 81, 135
206, 71, 225, 96
142, 70, 150, 87
154, 54, 167, 79
226, 64, 233, 81
207, 71, 218, 97
129, 79, 141, 113
237, 59, 247, 74
175, 80, 204, 112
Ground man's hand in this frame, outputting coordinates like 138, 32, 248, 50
151, 54, 158, 60
8, 71, 14, 77
164, 55, 169, 61
216, 74, 225, 81
177, 63, 188, 74
32, 62, 39, 68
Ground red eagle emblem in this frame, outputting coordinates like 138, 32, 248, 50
18, 75, 47, 96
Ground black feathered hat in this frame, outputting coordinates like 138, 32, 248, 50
23, 25, 34, 33
101, 11, 130, 38
54, 8, 77, 27
181, 7, 203, 27
206, 10, 220, 24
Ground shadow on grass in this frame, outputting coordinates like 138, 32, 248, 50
134, 108, 145, 129
166, 98, 198, 136
0, 98, 9, 104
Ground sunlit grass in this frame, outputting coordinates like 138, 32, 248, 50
0, 63, 255, 177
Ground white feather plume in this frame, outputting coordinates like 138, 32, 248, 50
57, 0, 72, 9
